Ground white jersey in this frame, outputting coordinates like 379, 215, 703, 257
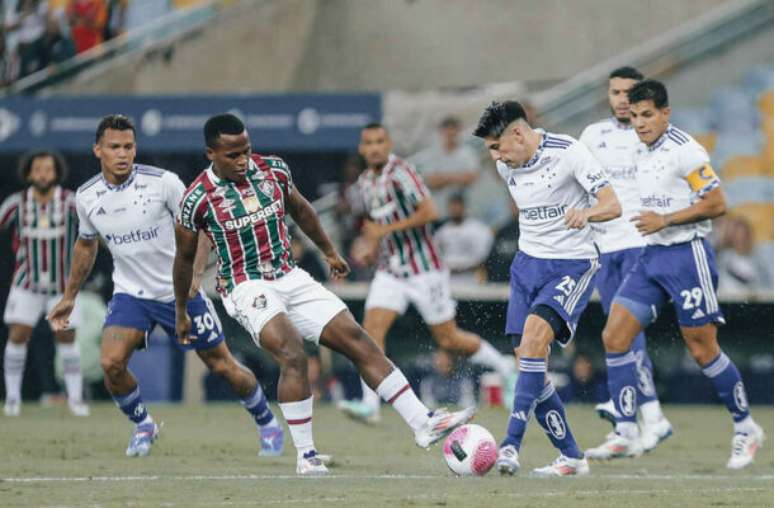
579, 118, 644, 253
496, 132, 609, 259
76, 165, 185, 302
633, 125, 718, 247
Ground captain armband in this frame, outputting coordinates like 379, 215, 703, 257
686, 164, 720, 197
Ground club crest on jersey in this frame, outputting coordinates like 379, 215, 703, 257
243, 195, 260, 213
258, 180, 275, 199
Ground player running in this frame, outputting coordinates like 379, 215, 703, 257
174, 113, 475, 476
48, 114, 286, 458
1, 151, 88, 417
584, 80, 765, 469
579, 66, 672, 451
337, 123, 515, 424
473, 101, 621, 476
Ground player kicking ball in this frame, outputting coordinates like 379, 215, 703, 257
473, 101, 622, 476
173, 113, 475, 476
584, 80, 765, 469
337, 123, 515, 424
48, 115, 286, 458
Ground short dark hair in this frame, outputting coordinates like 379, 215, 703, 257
473, 101, 528, 139
439, 116, 461, 129
204, 113, 245, 148
95, 114, 135, 143
448, 193, 465, 205
609, 66, 644, 81
628, 79, 669, 109
362, 121, 386, 131
17, 150, 69, 185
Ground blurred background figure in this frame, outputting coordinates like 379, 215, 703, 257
485, 200, 520, 282
418, 349, 475, 409
18, 12, 74, 77
715, 215, 771, 292
66, 0, 106, 54
557, 352, 608, 404
435, 193, 494, 285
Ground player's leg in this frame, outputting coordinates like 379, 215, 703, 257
3, 324, 34, 416
428, 320, 514, 379
318, 309, 475, 449
52, 328, 89, 416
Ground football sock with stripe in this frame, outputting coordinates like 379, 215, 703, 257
3, 341, 26, 403
534, 382, 582, 459
376, 368, 429, 431
112, 385, 149, 424
241, 384, 278, 428
501, 358, 545, 450
278, 396, 315, 457
57, 342, 84, 404
606, 351, 640, 438
702, 352, 751, 426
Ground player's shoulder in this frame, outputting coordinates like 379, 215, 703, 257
76, 172, 105, 200
663, 126, 708, 158
542, 132, 576, 152
134, 163, 166, 178
181, 171, 209, 199
255, 154, 290, 173
386, 154, 417, 176
1, 190, 23, 204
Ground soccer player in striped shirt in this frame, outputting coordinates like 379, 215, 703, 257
48, 115, 285, 458
1, 151, 88, 417
579, 66, 672, 451
474, 101, 622, 476
585, 80, 764, 469
337, 123, 515, 424
174, 113, 475, 475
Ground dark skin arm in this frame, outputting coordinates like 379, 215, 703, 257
362, 197, 439, 239
286, 185, 350, 279
633, 186, 726, 236
173, 224, 199, 343
47, 237, 98, 331
189, 230, 212, 298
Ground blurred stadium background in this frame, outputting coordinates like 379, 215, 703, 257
1, 1, 774, 499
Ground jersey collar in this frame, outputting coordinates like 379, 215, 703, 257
102, 166, 136, 191
521, 131, 546, 169
647, 124, 672, 151
206, 159, 258, 186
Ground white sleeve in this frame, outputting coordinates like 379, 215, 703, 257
163, 172, 187, 216
75, 194, 98, 239
578, 125, 595, 151
571, 142, 609, 195
678, 141, 711, 178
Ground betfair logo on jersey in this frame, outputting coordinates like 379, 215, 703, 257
224, 200, 282, 230
520, 204, 567, 221
105, 226, 160, 245
640, 194, 674, 208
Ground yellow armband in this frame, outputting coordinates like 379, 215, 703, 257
686, 164, 719, 194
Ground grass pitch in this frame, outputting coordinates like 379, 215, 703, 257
0, 403, 772, 507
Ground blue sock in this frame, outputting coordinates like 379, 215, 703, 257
605, 351, 639, 425
501, 357, 545, 451
534, 383, 582, 459
112, 386, 148, 424
241, 384, 275, 427
631, 332, 657, 405
702, 352, 750, 423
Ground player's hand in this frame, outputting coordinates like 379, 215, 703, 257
324, 252, 351, 280
362, 220, 386, 240
564, 208, 588, 229
632, 211, 668, 235
350, 235, 379, 267
47, 298, 74, 332
175, 307, 195, 346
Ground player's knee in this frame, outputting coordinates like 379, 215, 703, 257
683, 334, 718, 366
601, 325, 624, 352
205, 357, 231, 378
275, 338, 307, 372
100, 354, 128, 380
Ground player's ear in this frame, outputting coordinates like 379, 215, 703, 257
661, 106, 671, 119
92, 143, 101, 160
205, 147, 215, 162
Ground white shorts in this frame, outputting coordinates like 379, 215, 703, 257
365, 270, 456, 326
221, 268, 347, 347
3, 286, 82, 330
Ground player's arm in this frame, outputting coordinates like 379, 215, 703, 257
47, 237, 98, 331
189, 231, 212, 298
565, 185, 621, 229
633, 165, 726, 235
363, 197, 439, 238
424, 171, 479, 189
286, 185, 350, 279
173, 224, 198, 342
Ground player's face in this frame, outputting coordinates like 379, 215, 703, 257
28, 155, 57, 194
359, 127, 392, 169
94, 128, 136, 183
630, 100, 671, 146
608, 77, 638, 123
207, 130, 251, 183
484, 123, 530, 169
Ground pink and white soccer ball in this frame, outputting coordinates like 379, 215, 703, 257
443, 424, 498, 476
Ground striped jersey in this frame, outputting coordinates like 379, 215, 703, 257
357, 154, 443, 278
177, 155, 296, 295
633, 124, 718, 246
0, 186, 78, 295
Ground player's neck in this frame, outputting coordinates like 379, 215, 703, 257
31, 186, 55, 203
101, 167, 132, 186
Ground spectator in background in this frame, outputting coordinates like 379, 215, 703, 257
419, 349, 476, 408
435, 193, 494, 285
485, 200, 520, 282
102, 0, 126, 41
557, 353, 608, 404
409, 116, 481, 219
715, 215, 770, 292
0, 29, 14, 86
18, 13, 74, 76
333, 154, 366, 255
67, 0, 106, 54
4, 0, 48, 77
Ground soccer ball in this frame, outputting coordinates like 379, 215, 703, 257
442, 424, 498, 476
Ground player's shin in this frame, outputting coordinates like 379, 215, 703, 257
112, 385, 151, 425
605, 351, 640, 438
360, 377, 381, 413
278, 396, 316, 457
241, 384, 278, 428
375, 368, 429, 431
58, 342, 84, 404
702, 352, 753, 430
534, 382, 582, 459
502, 358, 546, 450
3, 341, 27, 404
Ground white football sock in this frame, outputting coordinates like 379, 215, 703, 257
376, 369, 429, 431
639, 400, 664, 425
4, 342, 27, 402
262, 415, 280, 429
360, 377, 381, 413
57, 342, 83, 403
615, 421, 639, 439
278, 396, 316, 457
469, 340, 515, 378
733, 415, 758, 435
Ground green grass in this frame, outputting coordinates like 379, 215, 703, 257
0, 403, 772, 507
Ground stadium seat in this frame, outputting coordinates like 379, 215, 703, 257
712, 132, 763, 168
721, 155, 764, 181
671, 108, 712, 134
729, 203, 773, 244
724, 178, 774, 207
693, 132, 717, 153
743, 66, 774, 97
710, 87, 759, 133
759, 90, 774, 116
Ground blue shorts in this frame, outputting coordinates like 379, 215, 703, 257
104, 292, 225, 351
596, 247, 645, 314
506, 251, 600, 347
615, 238, 725, 328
